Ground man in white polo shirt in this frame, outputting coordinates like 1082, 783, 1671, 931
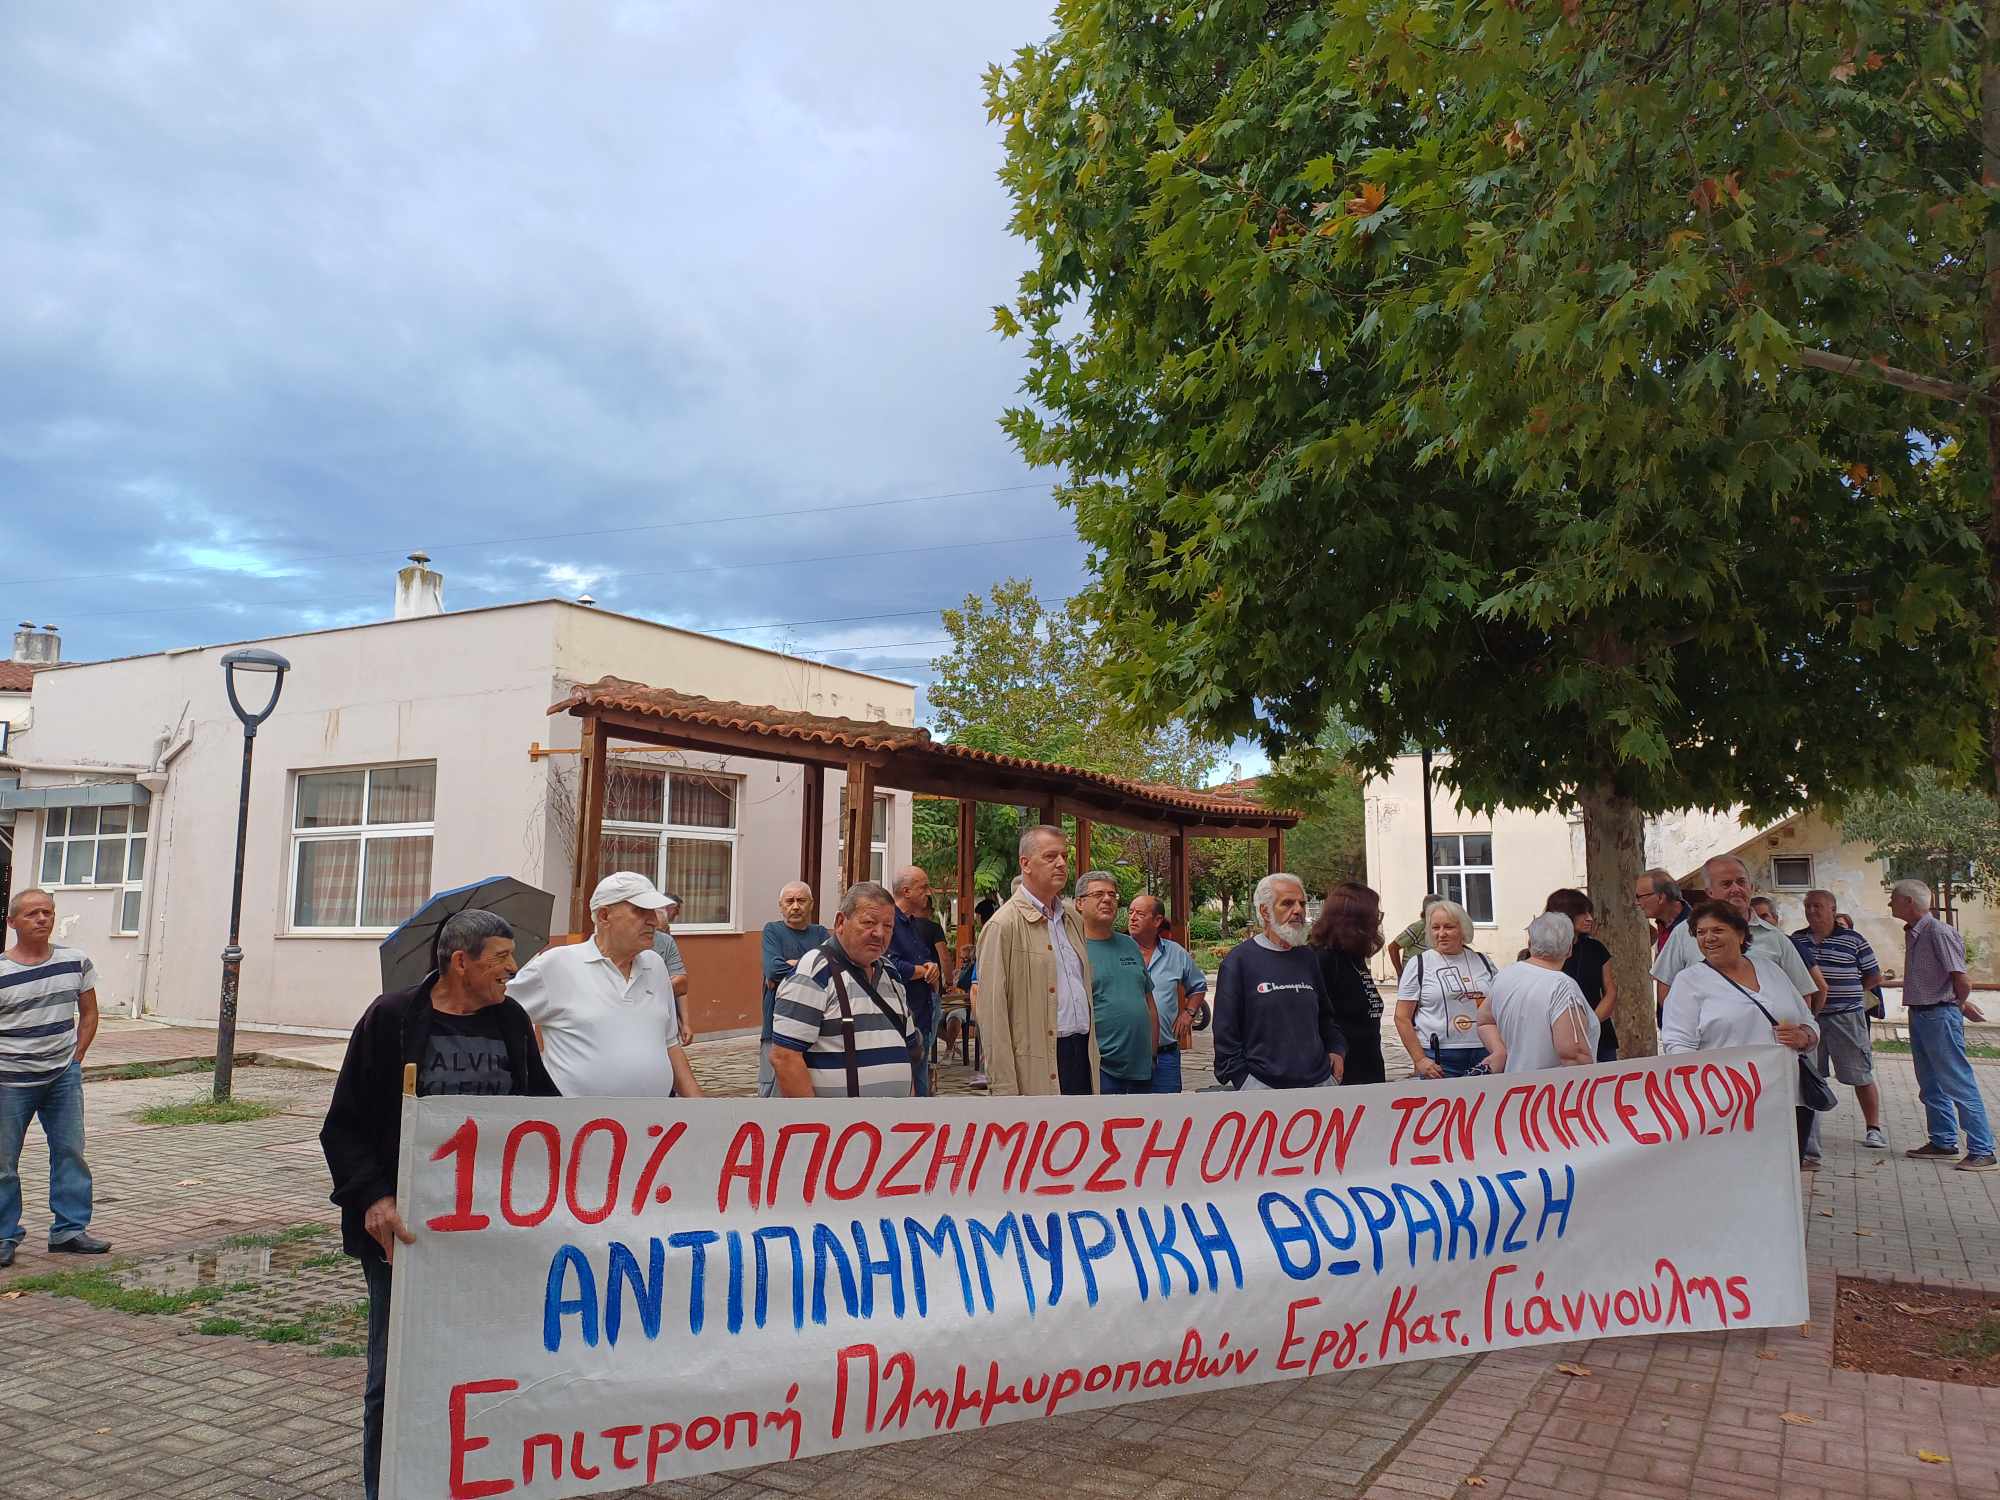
507, 872, 705, 1098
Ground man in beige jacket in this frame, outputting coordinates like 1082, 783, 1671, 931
975, 825, 1099, 1095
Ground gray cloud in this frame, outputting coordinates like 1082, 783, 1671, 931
0, 1, 1091, 700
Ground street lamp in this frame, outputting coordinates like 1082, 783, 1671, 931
214, 648, 290, 1101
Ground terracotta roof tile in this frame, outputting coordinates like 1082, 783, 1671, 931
0, 661, 36, 694
549, 677, 1298, 826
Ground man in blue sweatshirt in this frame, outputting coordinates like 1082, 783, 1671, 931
1214, 872, 1346, 1090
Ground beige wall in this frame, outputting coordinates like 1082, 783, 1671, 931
7, 601, 917, 1033
1363, 755, 1583, 979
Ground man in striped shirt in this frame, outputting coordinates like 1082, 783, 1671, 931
771, 881, 916, 1099
0, 889, 107, 1266
1792, 888, 1887, 1157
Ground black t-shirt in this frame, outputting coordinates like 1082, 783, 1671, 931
1315, 946, 1387, 1087
1563, 933, 1611, 1009
420, 1007, 514, 1096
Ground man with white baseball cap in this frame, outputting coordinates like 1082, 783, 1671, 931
506, 872, 704, 1098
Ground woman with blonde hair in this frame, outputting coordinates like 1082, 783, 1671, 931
1394, 898, 1495, 1078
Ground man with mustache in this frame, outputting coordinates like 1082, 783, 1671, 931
1213, 872, 1346, 1090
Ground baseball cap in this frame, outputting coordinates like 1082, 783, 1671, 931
590, 871, 672, 913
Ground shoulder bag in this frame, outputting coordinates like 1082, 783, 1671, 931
1705, 962, 1837, 1112
822, 949, 922, 1096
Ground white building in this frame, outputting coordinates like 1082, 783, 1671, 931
1, 564, 915, 1036
1362, 753, 1987, 983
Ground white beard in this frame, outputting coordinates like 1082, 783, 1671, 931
1271, 920, 1308, 949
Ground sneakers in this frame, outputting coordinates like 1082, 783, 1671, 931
1863, 1127, 1888, 1150
968, 1073, 989, 1089
0, 1241, 14, 1269
1906, 1142, 1958, 1159
1957, 1154, 1999, 1173
47, 1233, 110, 1255
1800, 1156, 1821, 1172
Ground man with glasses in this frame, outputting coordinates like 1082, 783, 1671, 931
1634, 867, 1693, 955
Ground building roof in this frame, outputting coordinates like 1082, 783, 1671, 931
25, 598, 916, 691
0, 661, 38, 694
550, 676, 1299, 832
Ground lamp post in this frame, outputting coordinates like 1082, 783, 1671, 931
214, 648, 290, 1102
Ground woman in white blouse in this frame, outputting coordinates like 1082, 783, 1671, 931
1394, 898, 1497, 1078
1661, 900, 1819, 1154
1477, 913, 1599, 1074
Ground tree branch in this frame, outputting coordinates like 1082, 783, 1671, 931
1789, 345, 1970, 404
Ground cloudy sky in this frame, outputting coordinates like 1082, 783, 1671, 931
2, 2, 1104, 719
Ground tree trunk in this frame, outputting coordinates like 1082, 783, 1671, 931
1579, 780, 1656, 1057
1986, 0, 2000, 798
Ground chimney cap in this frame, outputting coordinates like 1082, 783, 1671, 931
17, 622, 31, 630
407, 550, 431, 566
40, 624, 57, 632
577, 595, 596, 607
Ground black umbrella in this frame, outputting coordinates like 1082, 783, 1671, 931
378, 875, 555, 993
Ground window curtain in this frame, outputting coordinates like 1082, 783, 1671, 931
297, 772, 367, 829
360, 835, 434, 927
294, 839, 362, 926
665, 838, 731, 925
367, 766, 437, 825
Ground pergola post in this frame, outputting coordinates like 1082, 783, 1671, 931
1038, 798, 1060, 831
1074, 818, 1092, 878
955, 797, 977, 949
841, 759, 877, 893
1170, 829, 1191, 941
569, 717, 608, 934
1268, 830, 1285, 876
799, 764, 825, 921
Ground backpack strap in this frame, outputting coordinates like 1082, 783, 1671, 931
827, 967, 863, 1099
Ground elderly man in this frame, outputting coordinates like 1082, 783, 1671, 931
975, 825, 1098, 1095
1891, 879, 1995, 1171
1127, 892, 1204, 1093
508, 872, 703, 1098
1074, 872, 1161, 1093
1792, 889, 1887, 1150
1635, 867, 1694, 954
321, 909, 558, 1500
0, 889, 106, 1267
759, 882, 828, 1098
771, 881, 916, 1098
1750, 895, 1783, 928
651, 892, 693, 1044
884, 866, 949, 1095
1214, 873, 1346, 1090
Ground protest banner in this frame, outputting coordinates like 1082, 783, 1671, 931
381, 1047, 1808, 1499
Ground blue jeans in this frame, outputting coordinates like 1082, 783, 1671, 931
1426, 1041, 1488, 1078
1100, 1068, 1156, 1094
1909, 1005, 1995, 1157
911, 1010, 939, 1097
0, 1062, 93, 1247
1150, 1048, 1183, 1094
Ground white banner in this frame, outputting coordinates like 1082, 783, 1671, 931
382, 1048, 1807, 1499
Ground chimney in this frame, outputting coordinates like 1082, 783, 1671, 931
11, 622, 59, 665
394, 551, 444, 620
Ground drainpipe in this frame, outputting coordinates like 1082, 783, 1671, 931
129, 737, 191, 1020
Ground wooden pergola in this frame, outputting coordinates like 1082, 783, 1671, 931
549, 677, 1300, 940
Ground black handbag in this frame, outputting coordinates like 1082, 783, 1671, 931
1706, 963, 1838, 1112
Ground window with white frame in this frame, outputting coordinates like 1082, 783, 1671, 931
836, 790, 890, 885
289, 764, 436, 932
39, 803, 148, 934
1770, 855, 1814, 890
1431, 833, 1495, 925
598, 764, 738, 929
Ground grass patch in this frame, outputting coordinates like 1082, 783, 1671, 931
94, 1058, 216, 1081
256, 1321, 322, 1345
300, 1250, 349, 1271
9, 1266, 250, 1317
195, 1316, 246, 1336
318, 1342, 365, 1358
1874, 1040, 2000, 1060
135, 1097, 280, 1126
224, 1224, 330, 1250
1937, 1316, 2000, 1362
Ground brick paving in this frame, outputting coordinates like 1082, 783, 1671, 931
0, 1039, 1993, 1498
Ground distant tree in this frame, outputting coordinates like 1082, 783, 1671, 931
1841, 768, 2000, 914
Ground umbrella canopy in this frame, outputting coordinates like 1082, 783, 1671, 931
378, 876, 556, 994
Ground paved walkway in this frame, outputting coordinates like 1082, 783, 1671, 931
0, 1041, 1995, 1498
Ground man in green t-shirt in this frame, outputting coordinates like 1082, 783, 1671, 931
1389, 894, 1442, 976
1074, 872, 1160, 1092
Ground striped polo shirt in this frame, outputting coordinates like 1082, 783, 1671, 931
0, 947, 97, 1086
1789, 927, 1879, 1013
771, 944, 914, 1098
